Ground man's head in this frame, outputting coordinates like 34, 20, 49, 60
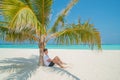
43, 48, 48, 55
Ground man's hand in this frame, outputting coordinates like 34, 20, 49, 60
47, 58, 52, 62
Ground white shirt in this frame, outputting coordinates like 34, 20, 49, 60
43, 55, 50, 66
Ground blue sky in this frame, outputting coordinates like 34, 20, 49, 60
0, 0, 120, 44
51, 0, 120, 44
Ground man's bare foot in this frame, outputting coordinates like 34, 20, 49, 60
60, 66, 68, 68
62, 62, 67, 65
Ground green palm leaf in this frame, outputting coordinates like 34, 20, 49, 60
0, 0, 39, 32
0, 0, 26, 21
0, 26, 37, 42
0, 0, 41, 42
8, 7, 38, 31
30, 0, 53, 34
5, 29, 37, 43
48, 21, 101, 49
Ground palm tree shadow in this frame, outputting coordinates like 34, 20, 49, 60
0, 55, 80, 80
0, 55, 39, 80
42, 66, 80, 80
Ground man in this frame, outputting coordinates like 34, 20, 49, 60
43, 48, 66, 68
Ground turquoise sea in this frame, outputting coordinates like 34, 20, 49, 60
0, 44, 120, 50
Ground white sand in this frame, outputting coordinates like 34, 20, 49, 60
0, 48, 120, 80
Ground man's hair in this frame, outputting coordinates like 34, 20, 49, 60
43, 48, 48, 52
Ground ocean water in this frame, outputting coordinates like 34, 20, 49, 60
0, 44, 120, 50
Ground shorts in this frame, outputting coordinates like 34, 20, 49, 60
48, 61, 55, 67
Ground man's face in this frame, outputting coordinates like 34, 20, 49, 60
45, 50, 48, 55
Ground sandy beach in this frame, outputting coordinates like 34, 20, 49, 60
0, 48, 120, 80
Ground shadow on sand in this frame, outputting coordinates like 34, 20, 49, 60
0, 55, 80, 80
44, 66, 80, 80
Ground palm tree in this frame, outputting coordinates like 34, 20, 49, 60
0, 0, 101, 66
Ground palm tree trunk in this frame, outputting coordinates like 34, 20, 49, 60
38, 40, 45, 66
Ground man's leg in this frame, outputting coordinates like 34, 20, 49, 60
52, 58, 65, 68
54, 56, 66, 64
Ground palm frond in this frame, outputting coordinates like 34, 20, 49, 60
1, 0, 39, 32
22, 0, 33, 9
9, 7, 38, 31
0, 0, 26, 21
0, 26, 38, 43
0, 26, 8, 40
48, 0, 79, 34
0, 0, 42, 42
0, 21, 8, 25
5, 31, 36, 43
48, 21, 101, 49
30, 0, 53, 33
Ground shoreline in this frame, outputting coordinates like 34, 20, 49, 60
0, 48, 120, 50
0, 44, 120, 50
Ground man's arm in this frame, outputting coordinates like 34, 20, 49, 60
47, 58, 52, 62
